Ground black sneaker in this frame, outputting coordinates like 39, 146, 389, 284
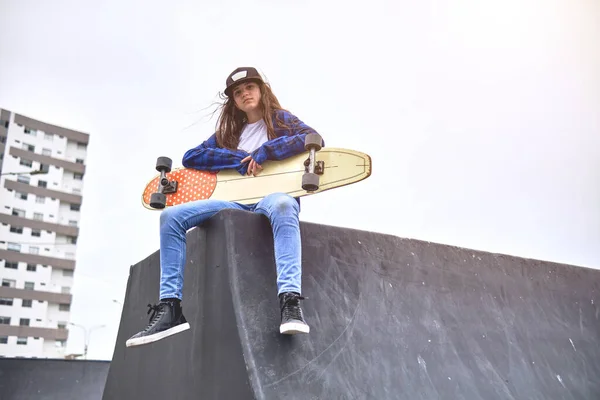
279, 292, 310, 335
125, 300, 190, 347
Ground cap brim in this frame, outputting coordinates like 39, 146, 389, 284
225, 77, 263, 97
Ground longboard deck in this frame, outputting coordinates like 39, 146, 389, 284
142, 147, 371, 209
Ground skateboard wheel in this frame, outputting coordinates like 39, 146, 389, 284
304, 134, 322, 151
302, 173, 320, 192
150, 192, 167, 209
156, 157, 172, 173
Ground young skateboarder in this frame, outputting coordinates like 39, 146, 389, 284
126, 67, 322, 347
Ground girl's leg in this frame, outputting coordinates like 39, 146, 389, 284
159, 199, 246, 300
254, 192, 309, 335
126, 199, 246, 347
254, 192, 302, 295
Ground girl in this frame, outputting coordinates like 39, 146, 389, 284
126, 67, 322, 347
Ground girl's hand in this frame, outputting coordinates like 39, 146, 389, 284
241, 155, 263, 176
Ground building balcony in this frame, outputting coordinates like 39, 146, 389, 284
0, 249, 75, 271
0, 213, 78, 237
0, 286, 72, 305
0, 325, 69, 341
9, 147, 85, 175
4, 180, 82, 206
14, 113, 89, 146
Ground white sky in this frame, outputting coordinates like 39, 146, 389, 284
0, 0, 598, 360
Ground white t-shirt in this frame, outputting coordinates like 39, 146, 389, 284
238, 119, 268, 153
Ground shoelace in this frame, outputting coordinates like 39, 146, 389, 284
282, 296, 305, 321
144, 303, 164, 331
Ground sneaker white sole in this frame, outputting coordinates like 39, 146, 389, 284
280, 321, 310, 335
126, 322, 190, 347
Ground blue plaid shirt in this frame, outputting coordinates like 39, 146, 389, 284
182, 109, 323, 175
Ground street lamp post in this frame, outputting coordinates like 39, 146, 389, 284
69, 323, 106, 360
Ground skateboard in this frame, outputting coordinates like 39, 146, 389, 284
141, 133, 371, 210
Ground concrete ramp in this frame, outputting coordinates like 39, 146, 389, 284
0, 359, 109, 400
104, 209, 600, 399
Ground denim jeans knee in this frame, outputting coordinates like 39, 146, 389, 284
259, 192, 300, 217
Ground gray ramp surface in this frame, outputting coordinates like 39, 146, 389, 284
0, 359, 110, 400
104, 209, 600, 400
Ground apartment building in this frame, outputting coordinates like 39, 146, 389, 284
0, 108, 89, 358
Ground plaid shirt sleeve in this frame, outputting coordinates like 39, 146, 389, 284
182, 133, 249, 174
250, 110, 324, 166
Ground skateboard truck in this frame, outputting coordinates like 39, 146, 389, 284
304, 159, 324, 175
150, 157, 177, 209
302, 133, 324, 192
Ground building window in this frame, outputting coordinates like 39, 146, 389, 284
19, 318, 30, 326
70, 204, 80, 211
22, 143, 34, 152
29, 247, 39, 255
75, 158, 84, 164
17, 175, 30, 184
61, 287, 71, 294
4, 262, 18, 269
0, 337, 8, 344
16, 337, 27, 345
26, 264, 37, 272
31, 230, 41, 237
33, 213, 43, 221
0, 316, 10, 324
42, 148, 52, 156
0, 298, 13, 306
22, 299, 32, 308
44, 133, 53, 141
9, 226, 23, 234
77, 142, 87, 150
15, 192, 28, 200
12, 208, 26, 217
7, 242, 21, 252
63, 270, 74, 277
2, 279, 16, 288
73, 173, 83, 180
55, 339, 66, 348
35, 196, 45, 204
19, 159, 32, 167
68, 220, 78, 227
24, 282, 34, 290
24, 128, 37, 136
68, 236, 77, 244
59, 304, 70, 312
37, 180, 47, 188
58, 322, 67, 329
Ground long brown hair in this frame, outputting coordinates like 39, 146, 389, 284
213, 80, 290, 150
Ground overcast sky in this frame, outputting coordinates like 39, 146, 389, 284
0, 0, 598, 360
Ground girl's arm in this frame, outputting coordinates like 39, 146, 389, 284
250, 111, 324, 165
182, 133, 249, 173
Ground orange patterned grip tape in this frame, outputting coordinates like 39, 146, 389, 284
143, 169, 218, 207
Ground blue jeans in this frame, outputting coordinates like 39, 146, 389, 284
158, 192, 302, 300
